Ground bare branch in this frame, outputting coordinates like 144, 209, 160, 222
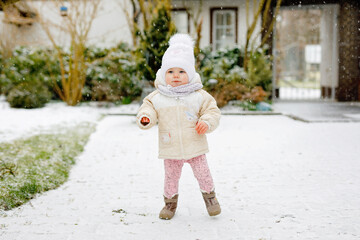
259, 0, 282, 49
35, 0, 101, 106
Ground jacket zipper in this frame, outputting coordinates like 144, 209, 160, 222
176, 97, 185, 159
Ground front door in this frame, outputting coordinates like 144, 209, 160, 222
273, 5, 339, 100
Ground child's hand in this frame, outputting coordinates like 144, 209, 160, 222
195, 121, 208, 135
141, 116, 150, 126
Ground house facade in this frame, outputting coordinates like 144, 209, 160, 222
171, 0, 360, 101
171, 0, 261, 50
1, 0, 359, 101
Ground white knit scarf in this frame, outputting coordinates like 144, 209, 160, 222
157, 82, 203, 97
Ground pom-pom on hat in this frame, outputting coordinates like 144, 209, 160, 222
161, 34, 196, 83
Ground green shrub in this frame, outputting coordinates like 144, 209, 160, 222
135, 5, 176, 81
0, 45, 143, 106
0, 47, 61, 108
6, 81, 52, 108
198, 46, 272, 106
199, 47, 248, 88
84, 43, 142, 103
247, 49, 272, 92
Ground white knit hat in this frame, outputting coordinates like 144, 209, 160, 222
161, 34, 196, 83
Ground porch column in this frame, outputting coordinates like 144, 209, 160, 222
320, 5, 339, 99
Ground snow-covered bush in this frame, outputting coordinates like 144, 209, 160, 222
0, 47, 60, 108
198, 47, 244, 84
198, 46, 272, 108
247, 48, 272, 92
0, 47, 60, 95
0, 44, 142, 107
199, 47, 272, 90
205, 78, 268, 108
84, 43, 142, 103
134, 4, 176, 82
6, 81, 52, 109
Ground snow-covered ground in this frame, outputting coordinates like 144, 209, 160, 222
1, 97, 360, 239
0, 96, 139, 142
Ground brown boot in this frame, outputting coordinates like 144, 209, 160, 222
202, 191, 221, 216
159, 194, 178, 220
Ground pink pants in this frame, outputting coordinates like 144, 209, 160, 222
164, 154, 215, 198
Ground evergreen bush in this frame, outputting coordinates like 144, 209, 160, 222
84, 43, 142, 103
0, 45, 143, 107
199, 47, 248, 86
135, 4, 176, 82
6, 81, 52, 108
247, 49, 272, 92
0, 47, 60, 108
198, 47, 272, 108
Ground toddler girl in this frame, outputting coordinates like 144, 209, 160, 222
137, 34, 221, 220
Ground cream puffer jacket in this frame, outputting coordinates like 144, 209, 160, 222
137, 70, 221, 160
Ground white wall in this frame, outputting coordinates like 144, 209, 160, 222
87, 0, 132, 47
1, 0, 261, 50
172, 0, 261, 49
0, 0, 132, 50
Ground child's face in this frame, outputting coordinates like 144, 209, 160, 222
165, 67, 189, 87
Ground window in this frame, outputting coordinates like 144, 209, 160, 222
211, 8, 237, 50
171, 9, 189, 34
